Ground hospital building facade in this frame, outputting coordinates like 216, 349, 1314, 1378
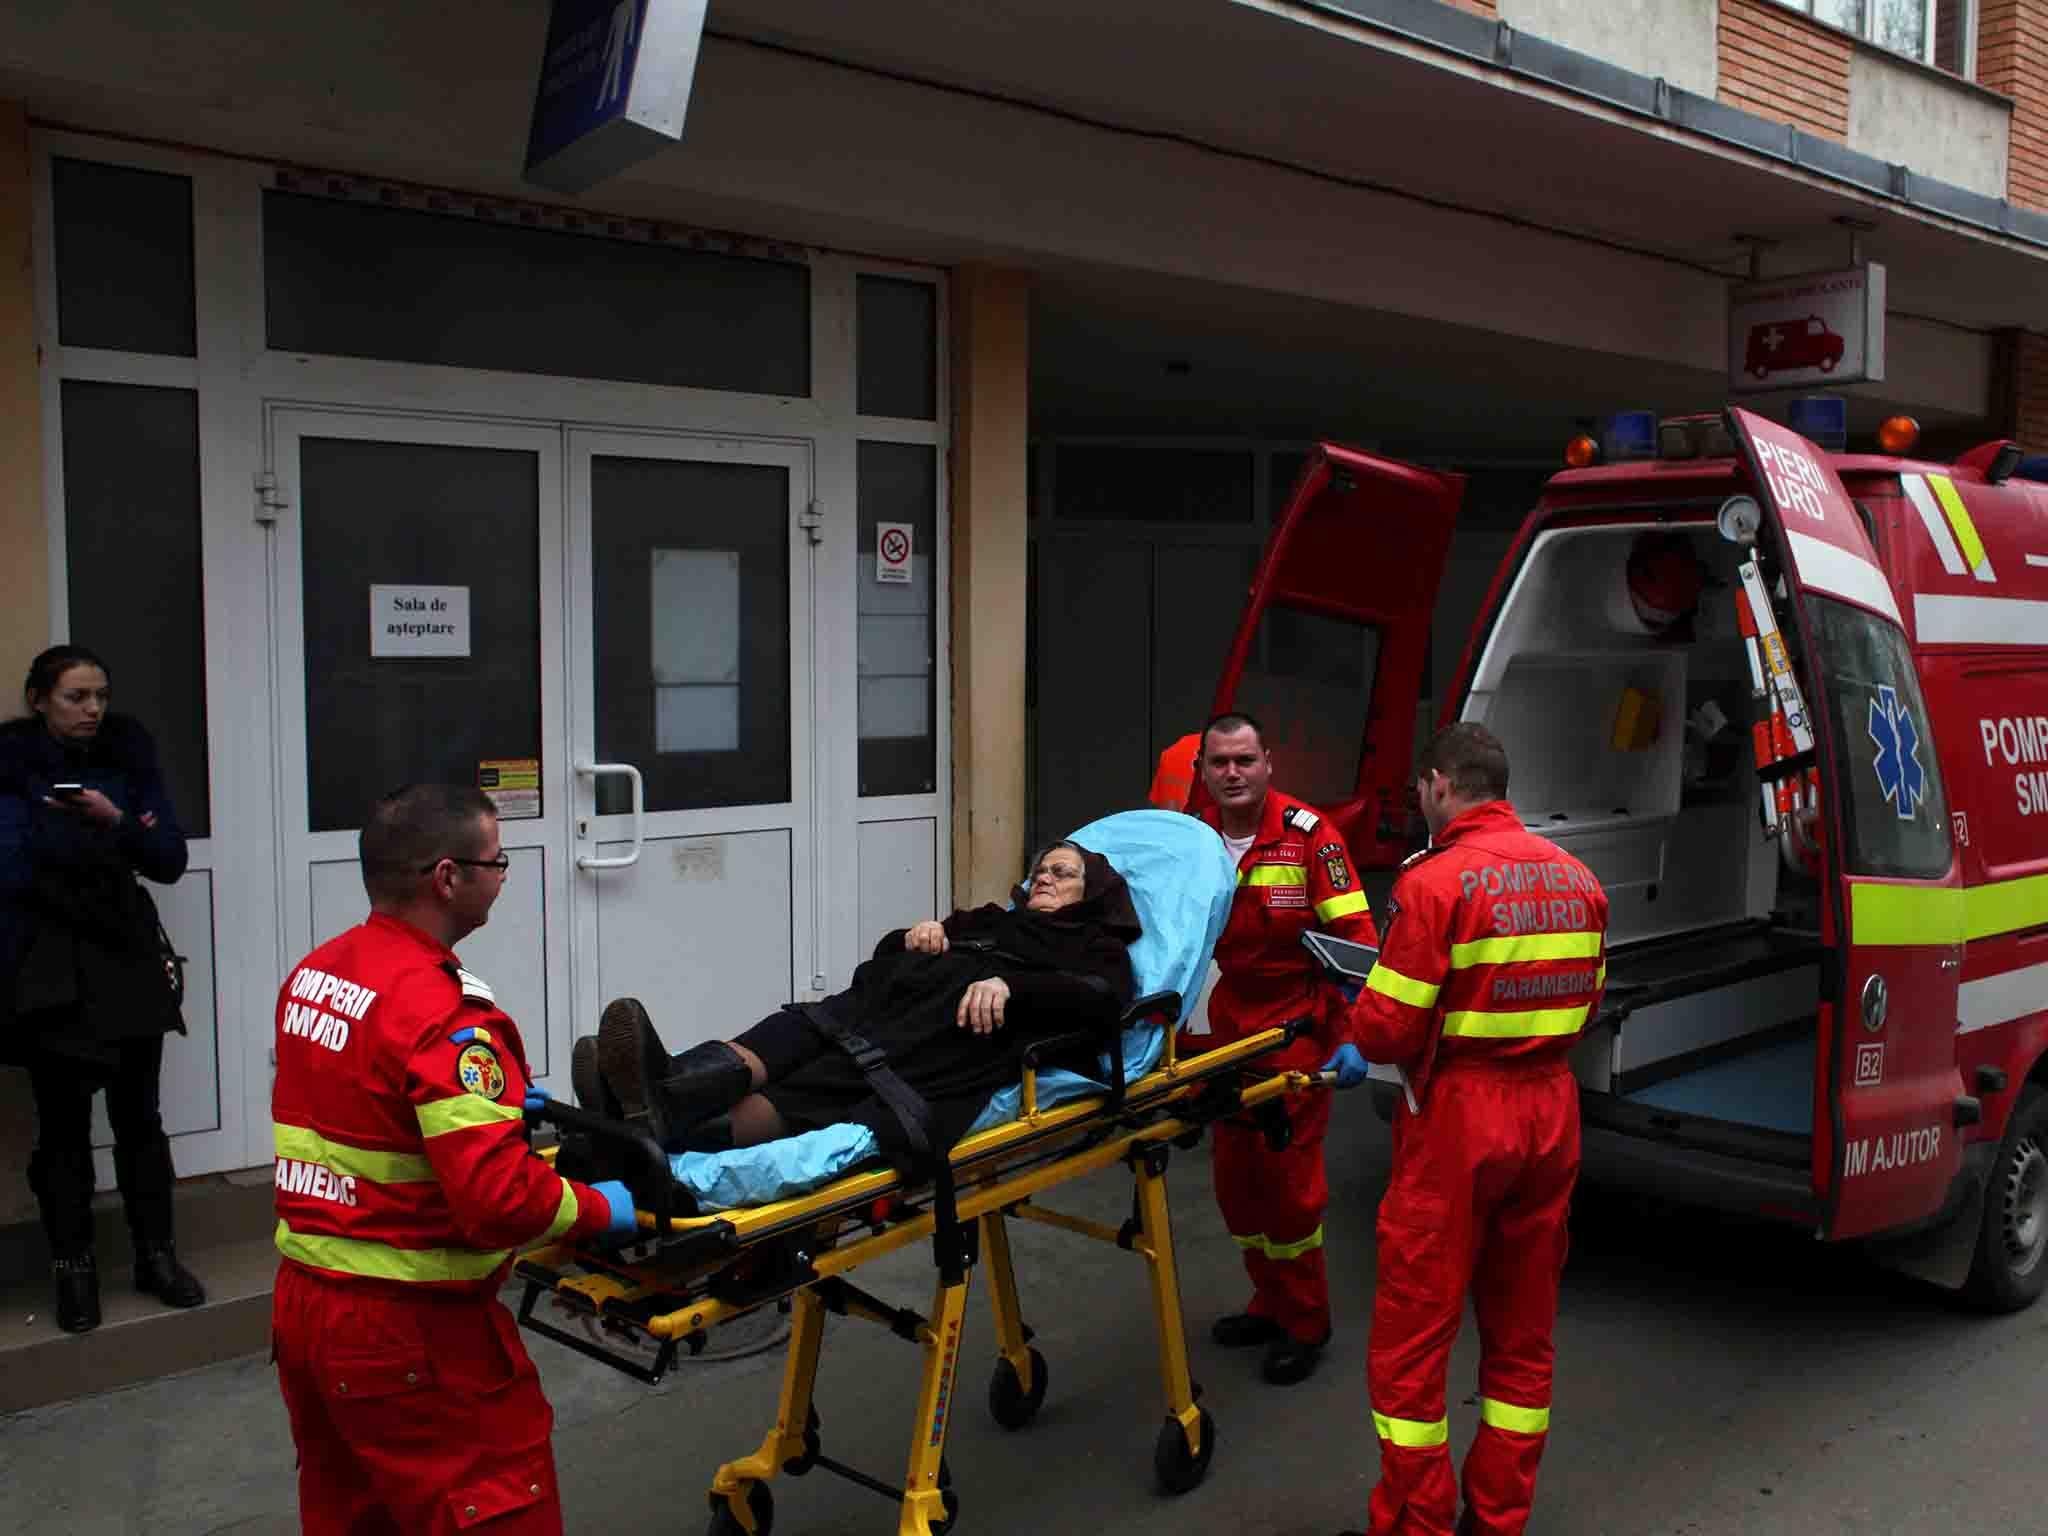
1, 0, 2046, 1389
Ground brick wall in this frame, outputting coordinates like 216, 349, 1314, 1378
2011, 331, 2048, 447
1718, 0, 1852, 141
1979, 0, 2048, 208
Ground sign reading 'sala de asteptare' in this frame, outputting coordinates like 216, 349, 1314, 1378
524, 0, 708, 195
370, 585, 471, 659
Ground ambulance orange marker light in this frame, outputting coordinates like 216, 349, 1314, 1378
1564, 435, 1599, 469
1877, 416, 1920, 455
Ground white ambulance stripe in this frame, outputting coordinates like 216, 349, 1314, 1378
1901, 476, 1968, 577
1785, 531, 1904, 627
1957, 962, 2048, 1034
2027, 555, 2048, 569
1914, 594, 2048, 647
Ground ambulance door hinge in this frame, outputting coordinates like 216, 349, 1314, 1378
254, 471, 288, 525
799, 499, 824, 546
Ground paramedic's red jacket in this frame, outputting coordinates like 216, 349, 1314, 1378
1349, 800, 1609, 1094
1202, 789, 1378, 1067
272, 913, 617, 1290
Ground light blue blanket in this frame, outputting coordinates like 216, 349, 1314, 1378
668, 810, 1235, 1212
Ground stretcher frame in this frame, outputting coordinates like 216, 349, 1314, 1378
517, 1006, 1315, 1536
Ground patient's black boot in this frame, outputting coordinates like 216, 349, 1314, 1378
570, 1035, 622, 1118
598, 998, 751, 1146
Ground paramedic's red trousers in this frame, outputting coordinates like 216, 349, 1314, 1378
1364, 1063, 1579, 1536
1212, 1085, 1332, 1342
273, 1263, 564, 1535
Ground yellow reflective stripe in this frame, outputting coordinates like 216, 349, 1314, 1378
1239, 864, 1309, 887
1442, 1003, 1590, 1039
1966, 873, 2048, 942
1848, 882, 1966, 947
1315, 891, 1371, 922
541, 1182, 581, 1243
416, 1093, 525, 1139
1480, 1397, 1551, 1435
1229, 1224, 1325, 1261
273, 1123, 435, 1185
1373, 1410, 1450, 1448
274, 1220, 509, 1283
1929, 474, 1990, 574
1367, 965, 1441, 1009
1449, 931, 1602, 968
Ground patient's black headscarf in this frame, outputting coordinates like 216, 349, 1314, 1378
990, 840, 1142, 995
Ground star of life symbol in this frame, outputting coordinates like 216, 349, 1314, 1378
1868, 685, 1926, 821
1763, 326, 1784, 353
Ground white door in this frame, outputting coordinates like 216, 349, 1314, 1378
565, 430, 817, 1053
265, 408, 579, 1087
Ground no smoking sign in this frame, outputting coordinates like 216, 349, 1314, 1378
876, 521, 914, 585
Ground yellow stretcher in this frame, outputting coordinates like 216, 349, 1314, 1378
517, 1013, 1318, 1536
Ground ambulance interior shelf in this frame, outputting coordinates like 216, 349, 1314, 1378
1460, 519, 1826, 1143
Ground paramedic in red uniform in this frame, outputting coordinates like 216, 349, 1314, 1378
1196, 711, 1378, 1384
1340, 724, 1608, 1536
269, 784, 637, 1535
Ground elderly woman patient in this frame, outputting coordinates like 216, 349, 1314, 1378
578, 840, 1140, 1172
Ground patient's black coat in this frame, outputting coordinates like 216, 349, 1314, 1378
753, 846, 1141, 1168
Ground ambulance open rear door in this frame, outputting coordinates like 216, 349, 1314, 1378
1724, 406, 1967, 1240
1207, 443, 1463, 868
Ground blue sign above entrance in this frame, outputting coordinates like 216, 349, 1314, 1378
524, 0, 706, 194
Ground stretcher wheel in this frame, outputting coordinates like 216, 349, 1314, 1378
928, 1489, 962, 1535
987, 1348, 1049, 1430
1152, 1408, 1216, 1495
705, 1481, 773, 1536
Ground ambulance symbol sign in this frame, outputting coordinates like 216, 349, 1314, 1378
1868, 685, 1925, 820
876, 521, 914, 585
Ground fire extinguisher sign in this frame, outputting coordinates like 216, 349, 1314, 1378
876, 521, 914, 585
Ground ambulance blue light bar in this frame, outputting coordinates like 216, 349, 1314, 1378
1788, 396, 1847, 452
1602, 411, 1659, 462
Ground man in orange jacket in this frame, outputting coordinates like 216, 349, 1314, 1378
1147, 730, 1203, 812
1339, 724, 1608, 1536
270, 784, 638, 1535
1196, 712, 1378, 1384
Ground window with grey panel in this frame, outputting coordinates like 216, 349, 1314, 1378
51, 159, 196, 357
857, 442, 938, 796
264, 193, 810, 397
60, 381, 210, 836
299, 439, 543, 833
1234, 607, 1378, 811
590, 457, 791, 812
857, 276, 938, 420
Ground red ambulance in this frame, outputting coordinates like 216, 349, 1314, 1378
1211, 410, 2048, 1310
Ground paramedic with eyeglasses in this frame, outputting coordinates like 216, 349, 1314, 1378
1336, 723, 1608, 1536
1194, 711, 1378, 1386
269, 784, 637, 1535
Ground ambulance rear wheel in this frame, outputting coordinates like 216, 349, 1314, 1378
1153, 1407, 1216, 1494
1964, 1086, 2048, 1313
988, 1348, 1049, 1429
705, 1481, 773, 1536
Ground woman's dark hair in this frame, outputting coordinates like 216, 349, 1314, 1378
24, 644, 111, 712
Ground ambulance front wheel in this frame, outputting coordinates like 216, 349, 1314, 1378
1153, 1407, 1216, 1494
1965, 1086, 2048, 1313
988, 1348, 1049, 1429
705, 1481, 773, 1536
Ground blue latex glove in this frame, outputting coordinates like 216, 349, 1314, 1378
590, 1180, 640, 1242
1322, 1044, 1370, 1089
522, 1086, 550, 1117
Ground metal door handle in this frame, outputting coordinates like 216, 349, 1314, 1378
575, 762, 644, 870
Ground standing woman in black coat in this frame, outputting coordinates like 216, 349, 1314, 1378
0, 645, 206, 1332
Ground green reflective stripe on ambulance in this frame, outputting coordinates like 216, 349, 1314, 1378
1480, 1397, 1551, 1435
1315, 891, 1371, 922
1367, 965, 1442, 1009
1441, 1003, 1591, 1039
1848, 883, 1966, 947
541, 1183, 581, 1243
415, 1094, 525, 1139
1448, 932, 1603, 968
1928, 474, 1990, 575
1373, 1410, 1450, 1448
1965, 872, 2048, 942
1239, 864, 1308, 887
273, 1123, 434, 1185
275, 1220, 509, 1283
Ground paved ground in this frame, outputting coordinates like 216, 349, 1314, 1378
4, 1105, 2045, 1536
